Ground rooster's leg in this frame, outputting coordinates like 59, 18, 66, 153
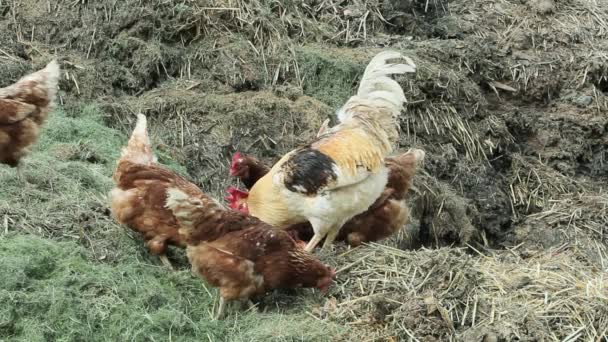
321, 228, 340, 251
215, 297, 227, 320
159, 254, 174, 271
304, 233, 324, 252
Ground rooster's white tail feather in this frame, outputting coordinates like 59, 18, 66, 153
337, 51, 416, 123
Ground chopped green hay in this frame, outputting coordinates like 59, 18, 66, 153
0, 105, 350, 341
0, 235, 347, 341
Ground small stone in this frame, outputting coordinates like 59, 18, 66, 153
483, 333, 498, 342
531, 0, 556, 14
574, 95, 593, 107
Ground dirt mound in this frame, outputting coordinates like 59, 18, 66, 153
1, 0, 607, 340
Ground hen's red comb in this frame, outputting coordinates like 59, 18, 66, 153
226, 186, 248, 198
229, 152, 244, 176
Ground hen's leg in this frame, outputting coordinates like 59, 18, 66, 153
306, 219, 332, 252
215, 297, 227, 320
16, 163, 25, 182
147, 236, 174, 270
159, 254, 174, 271
240, 299, 257, 312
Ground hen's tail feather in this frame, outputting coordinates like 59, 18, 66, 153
165, 187, 224, 240
120, 114, 156, 165
404, 148, 426, 165
393, 148, 426, 170
337, 51, 416, 124
42, 60, 61, 106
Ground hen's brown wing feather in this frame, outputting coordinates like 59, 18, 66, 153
0, 100, 36, 124
111, 161, 206, 252
187, 243, 263, 300
189, 225, 329, 299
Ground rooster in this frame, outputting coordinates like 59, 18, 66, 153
109, 114, 207, 269
232, 51, 416, 251
166, 188, 335, 319
0, 60, 60, 179
228, 148, 425, 247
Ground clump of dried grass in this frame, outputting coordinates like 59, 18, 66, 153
516, 191, 608, 266
508, 154, 581, 218
173, 0, 390, 46
320, 242, 608, 341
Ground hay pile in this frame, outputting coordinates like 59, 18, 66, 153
323, 242, 608, 341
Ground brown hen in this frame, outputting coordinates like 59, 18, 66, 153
166, 187, 335, 319
109, 114, 206, 269
0, 60, 60, 179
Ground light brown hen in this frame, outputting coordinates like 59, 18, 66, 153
0, 60, 60, 179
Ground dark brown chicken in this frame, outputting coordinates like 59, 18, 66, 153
228, 148, 425, 247
166, 188, 335, 319
0, 60, 60, 179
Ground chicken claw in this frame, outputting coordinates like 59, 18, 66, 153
158, 254, 174, 271
215, 297, 227, 320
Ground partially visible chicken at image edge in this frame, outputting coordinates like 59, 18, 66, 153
165, 188, 335, 319
235, 51, 417, 252
0, 60, 60, 180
